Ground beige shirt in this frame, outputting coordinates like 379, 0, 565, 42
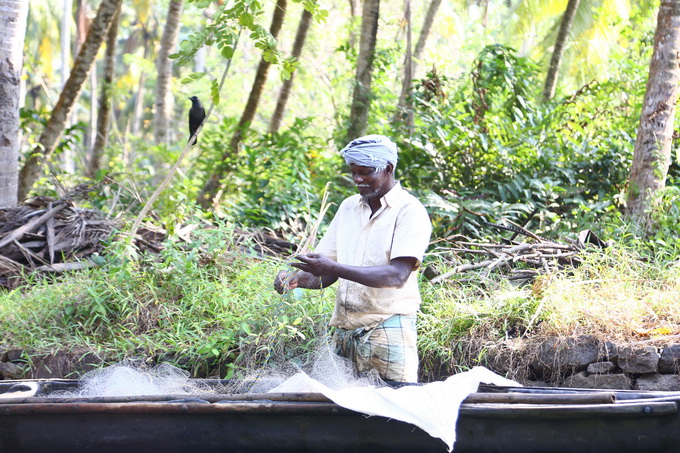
315, 182, 432, 330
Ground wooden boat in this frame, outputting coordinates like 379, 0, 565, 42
1, 378, 680, 453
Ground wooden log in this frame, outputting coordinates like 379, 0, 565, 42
459, 401, 678, 419
34, 261, 95, 273
0, 391, 617, 406
12, 239, 48, 268
464, 392, 616, 405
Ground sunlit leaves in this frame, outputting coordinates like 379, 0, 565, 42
238, 12, 255, 27
512, 0, 657, 94
210, 79, 220, 105
180, 71, 207, 85
174, 0, 326, 83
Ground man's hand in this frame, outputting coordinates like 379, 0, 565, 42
274, 270, 299, 294
290, 253, 337, 276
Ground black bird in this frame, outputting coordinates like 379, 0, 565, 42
188, 96, 206, 146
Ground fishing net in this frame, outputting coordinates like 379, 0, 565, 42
222, 334, 386, 394
50, 334, 384, 398
51, 361, 212, 398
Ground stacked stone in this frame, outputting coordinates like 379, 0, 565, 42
528, 336, 680, 391
0, 349, 104, 380
0, 350, 24, 380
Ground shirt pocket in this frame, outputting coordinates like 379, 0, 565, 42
363, 222, 395, 265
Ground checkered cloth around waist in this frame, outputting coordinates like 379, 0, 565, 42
333, 314, 418, 382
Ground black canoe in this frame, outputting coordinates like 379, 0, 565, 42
1, 379, 680, 453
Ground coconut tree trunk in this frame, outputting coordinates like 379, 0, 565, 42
88, 3, 121, 178
625, 0, 680, 225
0, 0, 29, 207
131, 31, 152, 138
153, 0, 183, 145
394, 0, 413, 127
346, 0, 380, 141
269, 7, 312, 134
394, 0, 441, 128
17, 0, 122, 201
542, 0, 581, 101
413, 0, 441, 68
228, 0, 288, 150
199, 0, 288, 207
61, 0, 73, 88
348, 0, 361, 50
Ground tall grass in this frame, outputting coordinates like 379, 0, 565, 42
535, 246, 680, 340
416, 242, 680, 382
1, 222, 678, 383
0, 223, 335, 378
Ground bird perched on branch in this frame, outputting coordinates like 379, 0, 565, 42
188, 96, 206, 146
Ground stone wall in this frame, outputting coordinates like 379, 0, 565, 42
0, 349, 105, 380
525, 336, 680, 391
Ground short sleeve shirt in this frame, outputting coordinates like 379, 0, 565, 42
315, 182, 432, 330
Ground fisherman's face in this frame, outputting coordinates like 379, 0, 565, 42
349, 163, 393, 200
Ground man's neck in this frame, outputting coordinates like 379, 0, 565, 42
365, 180, 397, 215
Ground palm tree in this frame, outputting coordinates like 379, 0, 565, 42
542, 0, 581, 100
88, 2, 122, 178
154, 0, 184, 145
513, 0, 657, 95
625, 0, 680, 225
269, 7, 313, 134
18, 0, 123, 200
347, 0, 380, 141
395, 0, 443, 128
0, 0, 29, 207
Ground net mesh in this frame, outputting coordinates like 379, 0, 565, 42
52, 335, 385, 398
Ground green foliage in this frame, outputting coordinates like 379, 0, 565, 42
194, 117, 348, 238
642, 186, 680, 257
19, 108, 86, 165
173, 0, 326, 84
470, 44, 539, 123
398, 44, 646, 241
417, 239, 680, 381
417, 273, 541, 379
11, 0, 680, 385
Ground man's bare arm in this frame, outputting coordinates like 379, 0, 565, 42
291, 254, 417, 289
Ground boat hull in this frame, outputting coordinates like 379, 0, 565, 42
1, 382, 680, 452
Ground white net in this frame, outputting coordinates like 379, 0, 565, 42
222, 334, 385, 394
50, 335, 384, 398
52, 361, 211, 398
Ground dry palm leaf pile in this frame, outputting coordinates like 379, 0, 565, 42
0, 194, 298, 291
0, 196, 118, 290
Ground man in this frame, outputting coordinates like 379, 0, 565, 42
274, 135, 432, 383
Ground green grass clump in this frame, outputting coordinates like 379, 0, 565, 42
534, 245, 680, 341
0, 223, 335, 379
418, 273, 540, 381
416, 241, 680, 383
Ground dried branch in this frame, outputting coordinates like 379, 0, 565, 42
428, 229, 594, 284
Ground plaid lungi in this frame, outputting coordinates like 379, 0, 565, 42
333, 314, 418, 383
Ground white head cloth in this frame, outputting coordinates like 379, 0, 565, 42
340, 135, 398, 172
